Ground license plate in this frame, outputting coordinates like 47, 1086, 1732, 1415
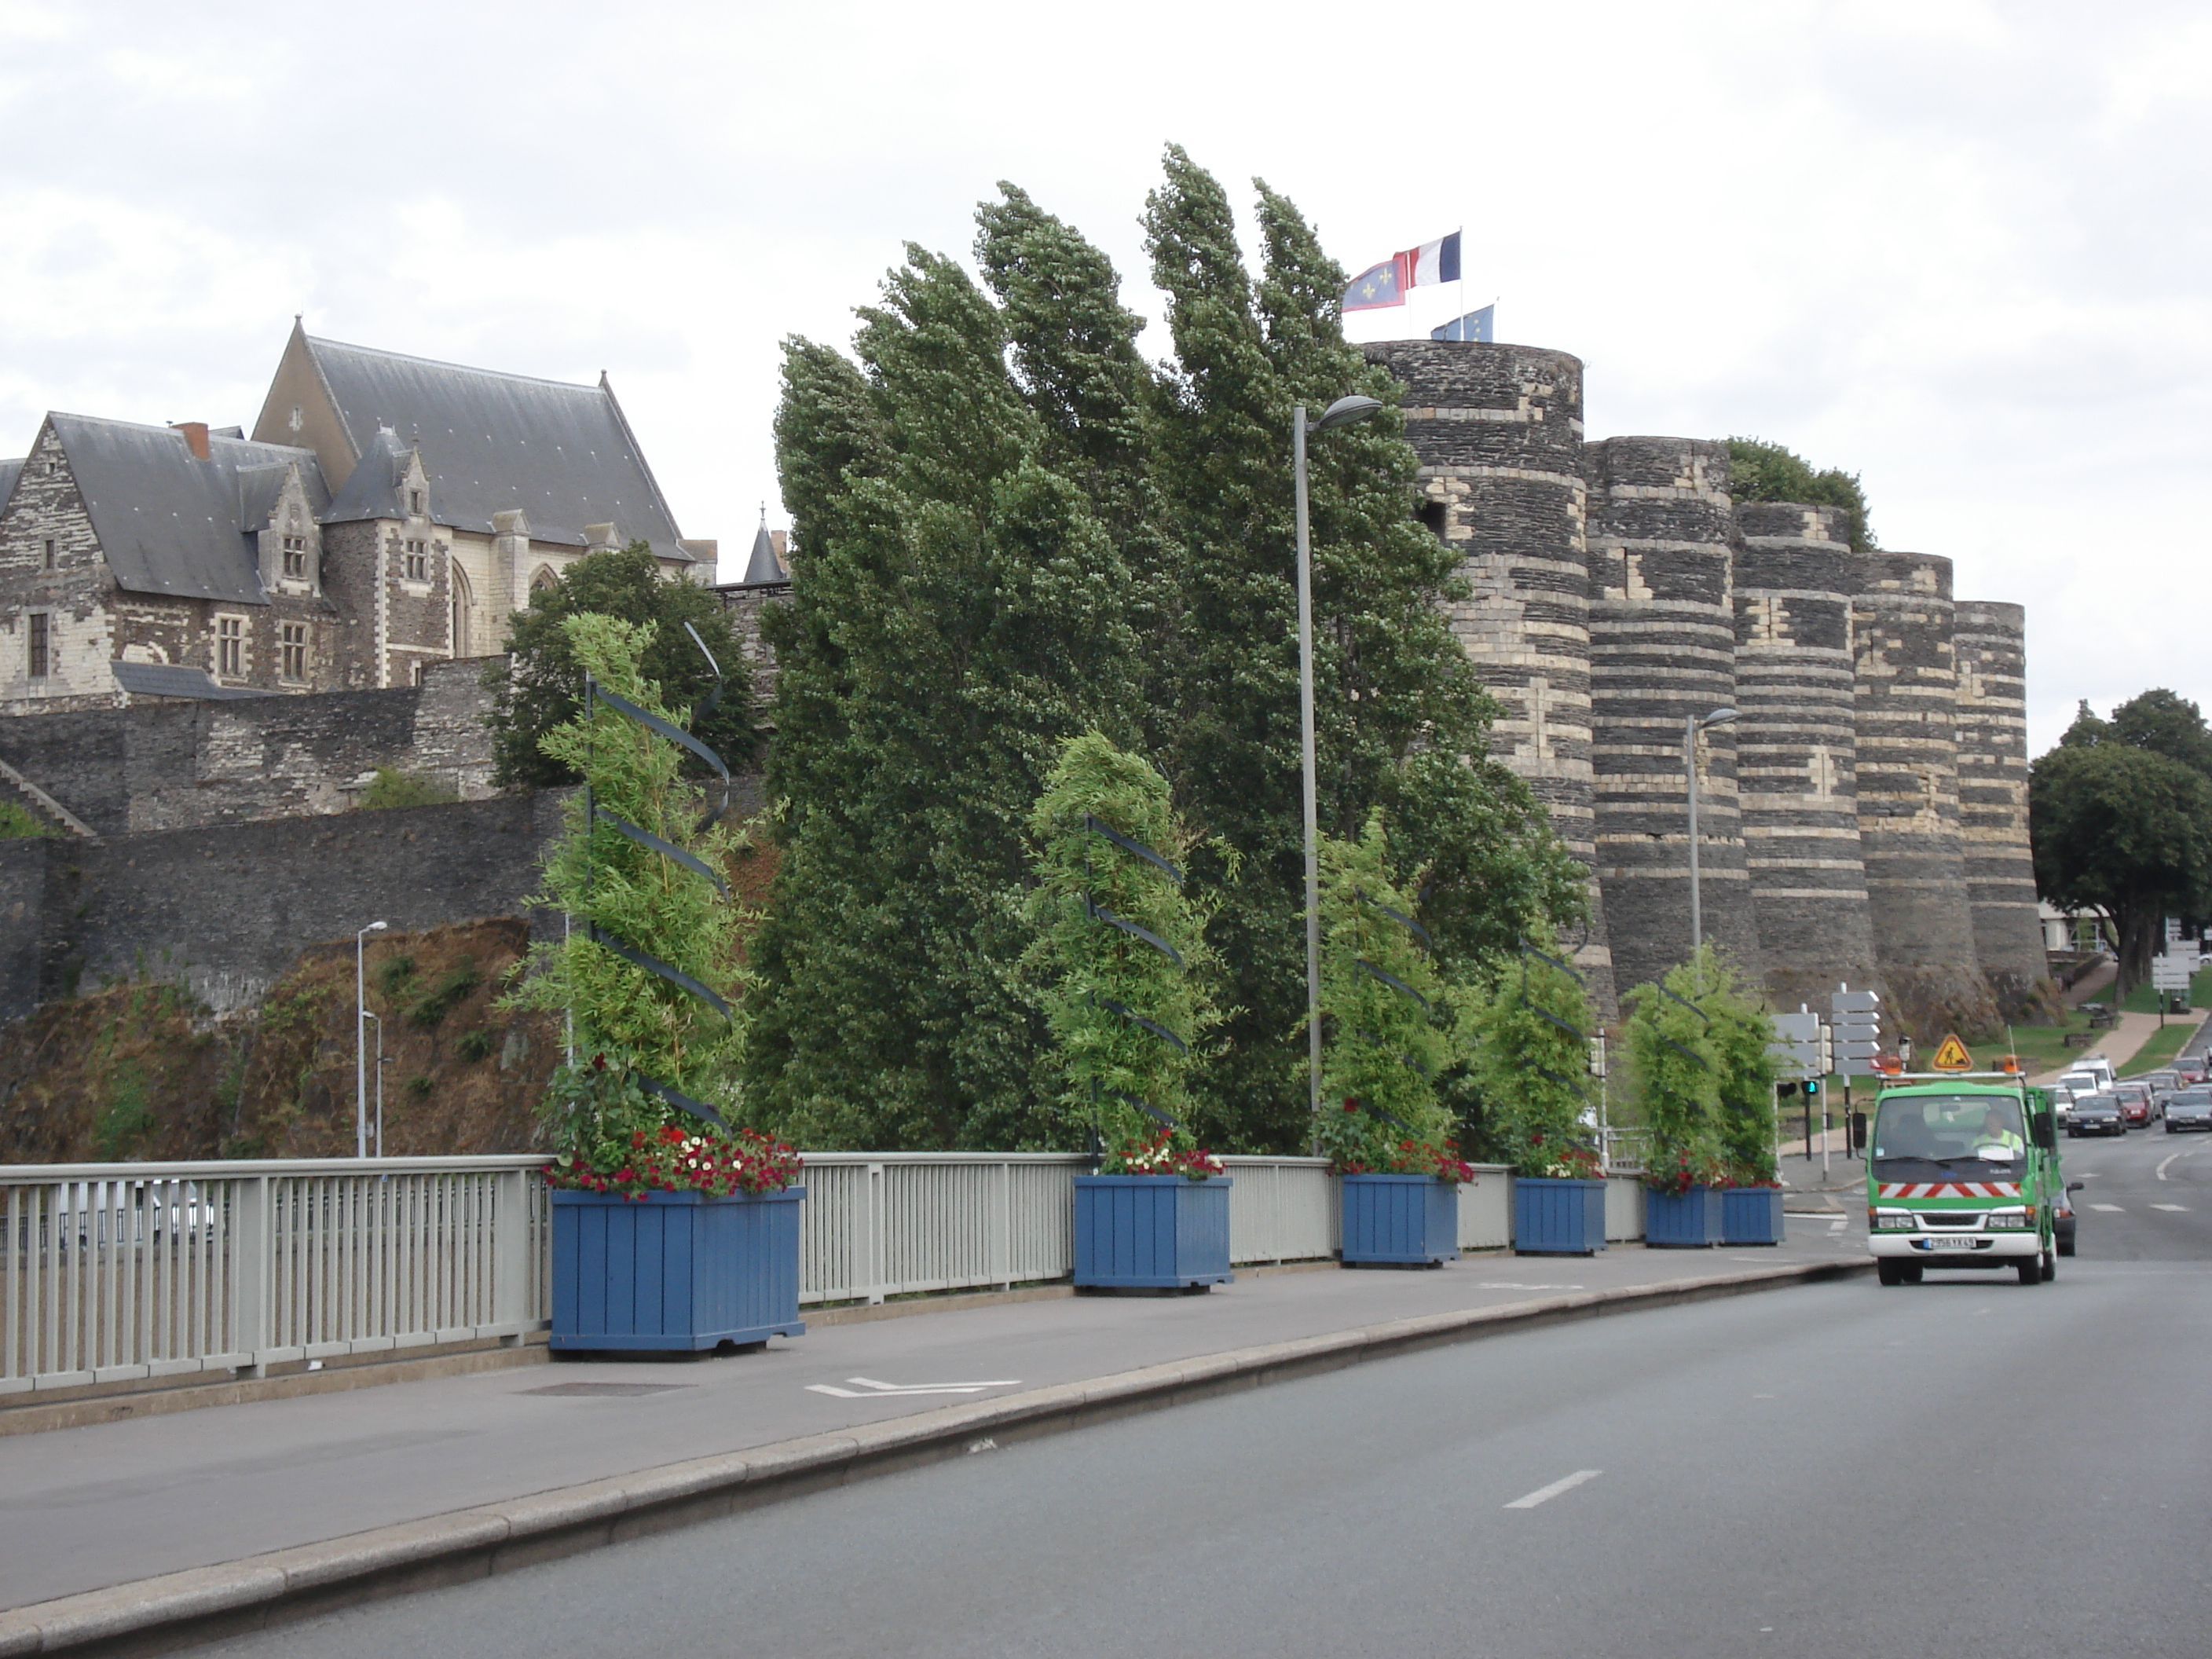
1926, 1237, 1979, 1251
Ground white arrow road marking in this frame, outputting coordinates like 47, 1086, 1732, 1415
1505, 1469, 1603, 1509
2090, 1203, 2124, 1212
2155, 1146, 2207, 1180
806, 1376, 1022, 1399
2152, 1203, 2190, 1211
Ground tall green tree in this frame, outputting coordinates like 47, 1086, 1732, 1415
2032, 734, 2212, 994
485, 544, 756, 789
1142, 147, 1582, 1148
745, 248, 1139, 1149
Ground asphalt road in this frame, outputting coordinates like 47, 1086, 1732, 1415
193, 1141, 2212, 1659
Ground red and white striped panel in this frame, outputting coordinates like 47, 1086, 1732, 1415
1876, 1182, 2022, 1199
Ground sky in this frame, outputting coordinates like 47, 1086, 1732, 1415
1, 0, 2204, 754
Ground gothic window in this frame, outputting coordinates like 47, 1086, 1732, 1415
410, 489, 424, 516
405, 540, 428, 581
282, 535, 307, 579
450, 562, 474, 657
530, 566, 559, 595
217, 615, 244, 678
27, 613, 49, 678
280, 623, 308, 683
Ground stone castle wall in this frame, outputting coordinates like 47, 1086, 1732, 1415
1954, 600, 2053, 1017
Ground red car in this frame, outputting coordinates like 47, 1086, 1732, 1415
2114, 1081, 2155, 1127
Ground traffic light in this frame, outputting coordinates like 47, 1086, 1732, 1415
1804, 1076, 1822, 1100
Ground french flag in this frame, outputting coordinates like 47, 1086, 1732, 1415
1341, 231, 1461, 312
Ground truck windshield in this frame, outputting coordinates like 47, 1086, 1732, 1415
1872, 1095, 2027, 1181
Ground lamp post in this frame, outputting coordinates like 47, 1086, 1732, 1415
355, 920, 388, 1159
362, 1010, 384, 1158
1683, 707, 1739, 957
1294, 394, 1384, 1121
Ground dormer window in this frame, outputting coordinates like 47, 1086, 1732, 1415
405, 540, 428, 581
410, 489, 423, 516
282, 535, 307, 579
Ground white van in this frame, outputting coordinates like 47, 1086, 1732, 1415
2060, 1057, 2115, 1093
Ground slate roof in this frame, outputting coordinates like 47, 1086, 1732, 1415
50, 415, 326, 605
111, 660, 276, 700
302, 336, 691, 562
0, 459, 21, 510
738, 523, 789, 585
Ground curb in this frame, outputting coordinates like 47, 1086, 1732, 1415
0, 1257, 1871, 1656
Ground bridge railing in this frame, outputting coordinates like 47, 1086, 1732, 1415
1, 1154, 1517, 1394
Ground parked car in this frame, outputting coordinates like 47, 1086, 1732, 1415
2114, 1081, 2155, 1127
2068, 1094, 2126, 1137
2056, 1181, 2082, 1257
2165, 1090, 2212, 1133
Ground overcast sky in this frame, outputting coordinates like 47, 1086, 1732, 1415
2, 0, 2203, 753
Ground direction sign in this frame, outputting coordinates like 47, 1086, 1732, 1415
1768, 1011, 1822, 1075
1831, 990, 1881, 1014
2152, 954, 2193, 991
1930, 1033, 1973, 1071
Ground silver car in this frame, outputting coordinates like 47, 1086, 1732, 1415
2164, 1090, 2212, 1133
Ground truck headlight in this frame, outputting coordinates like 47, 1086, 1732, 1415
1873, 1210, 1916, 1230
1984, 1209, 2031, 1229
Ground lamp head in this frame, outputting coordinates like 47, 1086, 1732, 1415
1312, 394, 1383, 431
1697, 707, 1741, 730
367, 921, 389, 933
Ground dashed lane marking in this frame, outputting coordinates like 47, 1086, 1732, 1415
2089, 1203, 2125, 1212
1505, 1469, 1603, 1510
2152, 1203, 2190, 1211
806, 1376, 1022, 1399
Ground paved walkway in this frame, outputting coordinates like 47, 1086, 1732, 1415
0, 1228, 1864, 1616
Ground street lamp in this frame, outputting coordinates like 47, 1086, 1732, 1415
362, 1010, 385, 1158
1684, 707, 1739, 956
356, 920, 388, 1159
1294, 394, 1385, 1121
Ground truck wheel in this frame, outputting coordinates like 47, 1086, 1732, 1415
1903, 1265, 1923, 1284
2041, 1249, 2057, 1282
1877, 1261, 1904, 1286
2058, 1240, 2075, 1257
2016, 1256, 2042, 1285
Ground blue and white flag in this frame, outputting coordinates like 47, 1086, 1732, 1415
1430, 305, 1495, 342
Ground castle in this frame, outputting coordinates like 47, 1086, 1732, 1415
1363, 339, 2046, 1035
0, 324, 714, 712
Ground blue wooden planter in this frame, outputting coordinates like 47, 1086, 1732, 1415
1073, 1175, 1232, 1289
1513, 1177, 1609, 1255
551, 1186, 805, 1351
1341, 1174, 1459, 1266
1721, 1185, 1786, 1245
1645, 1184, 1725, 1247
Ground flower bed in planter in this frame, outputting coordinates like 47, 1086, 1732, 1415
551, 1185, 805, 1351
1073, 1174, 1232, 1289
1721, 1185, 1786, 1245
1513, 1177, 1608, 1254
1644, 1183, 1725, 1247
1342, 1173, 1459, 1265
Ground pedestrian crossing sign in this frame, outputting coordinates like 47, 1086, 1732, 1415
1930, 1033, 1973, 1071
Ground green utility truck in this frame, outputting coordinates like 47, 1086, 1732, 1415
1866, 1075, 2065, 1286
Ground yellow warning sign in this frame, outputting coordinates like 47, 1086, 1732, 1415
1930, 1033, 1974, 1071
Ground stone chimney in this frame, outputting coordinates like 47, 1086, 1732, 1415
171, 421, 211, 460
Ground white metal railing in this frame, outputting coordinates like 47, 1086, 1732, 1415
1600, 1126, 1648, 1176
1, 1154, 1522, 1391
1, 1158, 546, 1395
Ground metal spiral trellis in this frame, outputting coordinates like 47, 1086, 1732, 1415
578, 622, 738, 1130
1518, 937, 1594, 1100
1080, 812, 1187, 1148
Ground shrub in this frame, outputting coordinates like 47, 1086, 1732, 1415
357, 767, 460, 810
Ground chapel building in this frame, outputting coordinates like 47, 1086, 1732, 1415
0, 324, 713, 711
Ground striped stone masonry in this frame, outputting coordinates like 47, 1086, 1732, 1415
1851, 552, 1998, 1036
1584, 435, 1762, 999
1364, 340, 1615, 1015
1731, 504, 1879, 1013
1954, 600, 2050, 1017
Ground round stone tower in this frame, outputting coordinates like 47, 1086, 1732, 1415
1852, 553, 1999, 1040
1584, 436, 1761, 998
1731, 504, 1880, 1012
1954, 600, 2053, 1019
1364, 339, 1613, 1013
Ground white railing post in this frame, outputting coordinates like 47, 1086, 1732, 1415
865, 1161, 885, 1306
492, 1168, 530, 1343
229, 1174, 272, 1375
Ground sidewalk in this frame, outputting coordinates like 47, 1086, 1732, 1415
0, 1228, 1867, 1644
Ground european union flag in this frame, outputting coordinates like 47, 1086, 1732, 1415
1342, 259, 1404, 313
1430, 305, 1495, 343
